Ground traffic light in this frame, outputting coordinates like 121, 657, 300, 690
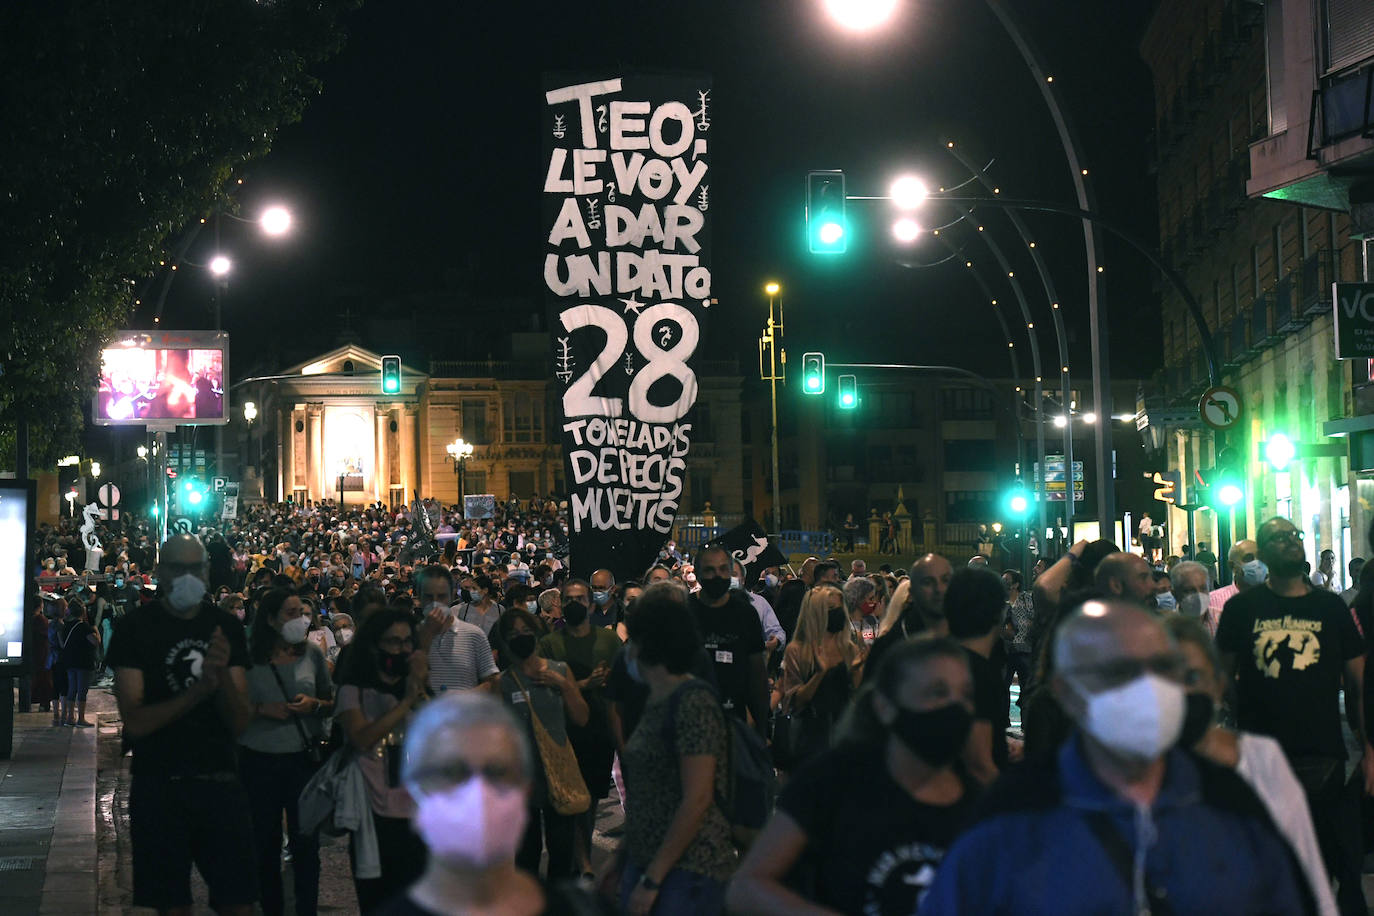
1264, 433, 1296, 471
807, 171, 847, 254
801, 352, 825, 394
1211, 445, 1245, 509
181, 478, 206, 509
381, 354, 402, 394
837, 374, 858, 409
1005, 484, 1030, 518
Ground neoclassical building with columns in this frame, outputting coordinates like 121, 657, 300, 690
237, 344, 744, 515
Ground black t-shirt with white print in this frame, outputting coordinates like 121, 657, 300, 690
105, 600, 251, 777
1215, 584, 1363, 760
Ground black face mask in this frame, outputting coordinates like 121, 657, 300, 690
1179, 692, 1215, 748
508, 633, 537, 659
378, 651, 409, 679
888, 702, 973, 767
459, 588, 472, 604
826, 607, 848, 633
699, 576, 731, 600
563, 600, 589, 627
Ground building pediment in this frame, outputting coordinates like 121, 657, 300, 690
284, 344, 427, 381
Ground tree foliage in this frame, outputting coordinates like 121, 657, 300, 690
0, 0, 357, 470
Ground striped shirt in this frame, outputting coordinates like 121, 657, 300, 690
427, 614, 498, 692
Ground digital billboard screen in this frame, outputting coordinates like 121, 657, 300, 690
94, 331, 229, 426
0, 480, 34, 671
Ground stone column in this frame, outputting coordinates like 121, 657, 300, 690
308, 405, 323, 502
375, 409, 388, 504
400, 408, 417, 503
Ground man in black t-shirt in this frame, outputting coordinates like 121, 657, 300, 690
108, 534, 258, 915
864, 554, 952, 684
689, 544, 769, 737
1216, 516, 1372, 916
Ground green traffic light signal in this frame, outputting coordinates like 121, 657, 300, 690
1265, 433, 1295, 471
381, 354, 402, 395
807, 171, 847, 254
1217, 482, 1244, 507
838, 374, 858, 409
802, 352, 825, 395
1006, 486, 1030, 517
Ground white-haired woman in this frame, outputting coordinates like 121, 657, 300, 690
373, 691, 600, 915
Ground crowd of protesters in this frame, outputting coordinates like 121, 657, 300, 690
27, 490, 1374, 915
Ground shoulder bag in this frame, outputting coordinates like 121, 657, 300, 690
509, 667, 590, 815
269, 659, 333, 768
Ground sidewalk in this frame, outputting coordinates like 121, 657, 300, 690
0, 686, 111, 916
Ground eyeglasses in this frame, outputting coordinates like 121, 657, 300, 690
1059, 652, 1185, 689
408, 760, 524, 796
1260, 529, 1304, 547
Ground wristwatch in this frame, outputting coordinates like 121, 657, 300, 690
637, 873, 661, 891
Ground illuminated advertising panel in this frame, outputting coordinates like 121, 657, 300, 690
94, 331, 230, 426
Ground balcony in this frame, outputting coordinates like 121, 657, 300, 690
1225, 309, 1252, 369
1272, 275, 1302, 333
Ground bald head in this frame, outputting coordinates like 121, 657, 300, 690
159, 533, 206, 568
1052, 600, 1175, 678
1093, 552, 1155, 606
1227, 539, 1259, 571
908, 554, 952, 620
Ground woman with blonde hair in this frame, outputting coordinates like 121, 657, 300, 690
775, 585, 864, 770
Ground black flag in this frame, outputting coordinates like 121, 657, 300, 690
709, 519, 788, 583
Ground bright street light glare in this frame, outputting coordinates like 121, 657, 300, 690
818, 222, 844, 245
1053, 415, 1068, 428
260, 206, 292, 236
764, 281, 781, 296
209, 255, 232, 276
823, 0, 898, 31
891, 218, 921, 243
188, 490, 204, 506
1218, 483, 1244, 507
890, 175, 928, 210
1083, 412, 1097, 424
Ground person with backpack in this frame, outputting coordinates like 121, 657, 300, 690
728, 637, 979, 916
621, 581, 736, 916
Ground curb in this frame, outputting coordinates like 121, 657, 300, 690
39, 718, 98, 915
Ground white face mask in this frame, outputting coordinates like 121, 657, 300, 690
1178, 593, 1209, 619
410, 777, 528, 867
1069, 672, 1185, 762
167, 573, 207, 611
280, 615, 311, 645
337, 627, 355, 645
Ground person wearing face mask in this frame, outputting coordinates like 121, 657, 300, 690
493, 607, 588, 882
735, 560, 786, 663
620, 583, 736, 916
373, 691, 603, 916
921, 600, 1312, 914
454, 574, 502, 637
776, 585, 865, 771
414, 566, 500, 695
589, 568, 619, 629
688, 545, 771, 743
240, 589, 334, 916
1216, 518, 1372, 916
730, 637, 978, 916
1167, 560, 1211, 620
1166, 616, 1337, 916
537, 578, 622, 885
334, 610, 432, 913
1207, 539, 1264, 636
842, 575, 882, 648
107, 534, 259, 915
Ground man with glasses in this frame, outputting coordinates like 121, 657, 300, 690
108, 534, 258, 915
1217, 517, 1371, 915
922, 600, 1309, 914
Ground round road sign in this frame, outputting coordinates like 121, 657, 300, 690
1199, 386, 1242, 431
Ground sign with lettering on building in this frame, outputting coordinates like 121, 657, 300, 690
543, 71, 712, 578
1334, 282, 1374, 359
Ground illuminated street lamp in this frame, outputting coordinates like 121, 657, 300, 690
260, 205, 292, 236
209, 255, 232, 277
446, 438, 475, 504
823, 0, 899, 30
136, 445, 148, 460
90, 461, 101, 478
243, 401, 258, 424
889, 175, 928, 210
891, 217, 921, 243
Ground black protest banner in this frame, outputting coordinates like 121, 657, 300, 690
708, 519, 788, 585
543, 72, 712, 580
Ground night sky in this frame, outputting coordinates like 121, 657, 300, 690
147, 0, 1160, 384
